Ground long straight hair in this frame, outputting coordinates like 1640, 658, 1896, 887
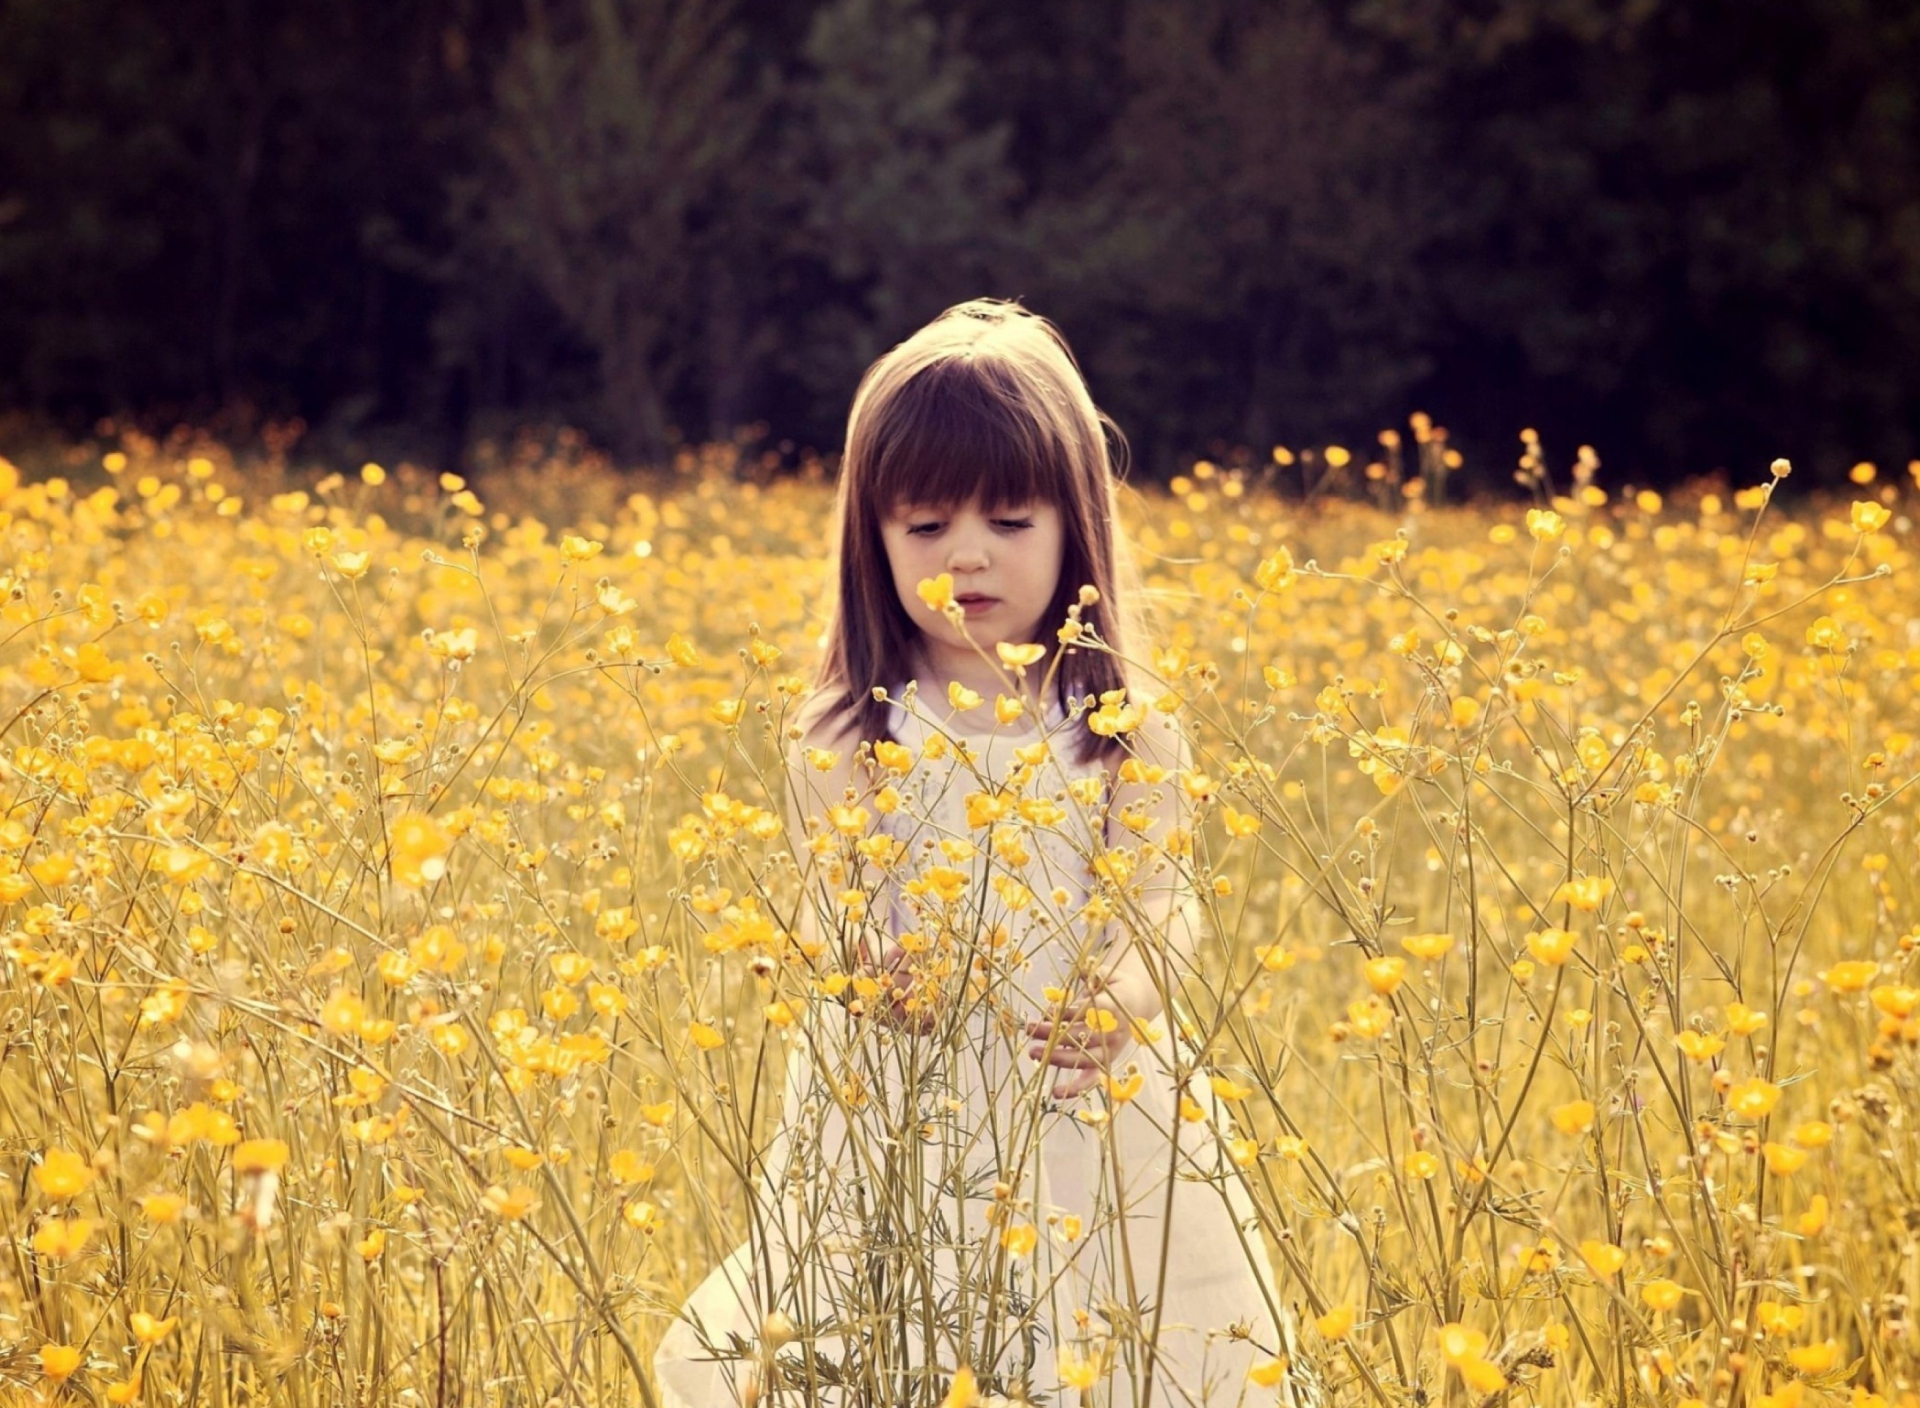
810, 299, 1146, 765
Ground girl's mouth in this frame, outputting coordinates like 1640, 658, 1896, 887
954, 595, 998, 615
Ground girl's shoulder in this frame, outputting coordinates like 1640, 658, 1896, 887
789, 686, 865, 751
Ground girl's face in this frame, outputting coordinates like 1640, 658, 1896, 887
880, 495, 1065, 659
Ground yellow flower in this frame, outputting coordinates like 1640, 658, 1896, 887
482, 1185, 537, 1221
1872, 985, 1920, 1018
916, 574, 955, 611
665, 631, 698, 666
130, 1311, 178, 1345
623, 1199, 660, 1233
1001, 1223, 1038, 1257
1822, 960, 1878, 992
1253, 547, 1296, 591
1787, 1340, 1838, 1375
1248, 1357, 1290, 1388
388, 812, 450, 887
232, 1138, 290, 1175
948, 681, 983, 711
1762, 1142, 1810, 1176
1727, 1002, 1769, 1035
1314, 1304, 1355, 1340
1526, 508, 1566, 541
1552, 876, 1611, 911
1580, 1240, 1627, 1276
1756, 1301, 1807, 1336
1640, 1279, 1685, 1312
1221, 804, 1262, 837
31, 1217, 95, 1260
1459, 1356, 1507, 1393
1796, 1194, 1830, 1237
942, 1366, 979, 1408
1526, 928, 1578, 966
1790, 1120, 1834, 1148
1550, 1099, 1596, 1136
1401, 932, 1455, 960
1345, 995, 1393, 1038
39, 1344, 84, 1382
33, 1148, 95, 1202
559, 534, 604, 562
137, 1192, 186, 1224
357, 1228, 387, 1260
1255, 943, 1296, 972
1851, 500, 1891, 533
1404, 1151, 1441, 1180
321, 989, 367, 1036
1058, 1348, 1102, 1390
1437, 1323, 1488, 1365
996, 642, 1045, 668
1675, 1030, 1726, 1062
1363, 956, 1407, 995
1727, 1077, 1782, 1120
609, 1150, 654, 1184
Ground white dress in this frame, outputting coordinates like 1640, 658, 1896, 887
653, 691, 1306, 1407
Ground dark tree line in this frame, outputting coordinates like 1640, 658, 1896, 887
3, 0, 1917, 486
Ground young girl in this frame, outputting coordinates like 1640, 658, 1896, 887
654, 301, 1305, 1407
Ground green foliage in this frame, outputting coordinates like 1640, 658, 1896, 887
775, 0, 1024, 407
1, 0, 1917, 480
480, 0, 762, 459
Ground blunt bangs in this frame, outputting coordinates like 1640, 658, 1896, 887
859, 357, 1072, 517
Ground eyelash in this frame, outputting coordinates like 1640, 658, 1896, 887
905, 519, 1032, 536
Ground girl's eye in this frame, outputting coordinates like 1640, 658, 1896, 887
994, 519, 1034, 531
906, 522, 942, 537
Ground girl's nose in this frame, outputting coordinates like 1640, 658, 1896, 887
946, 537, 988, 572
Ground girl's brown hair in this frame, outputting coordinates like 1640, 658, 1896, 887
810, 298, 1145, 764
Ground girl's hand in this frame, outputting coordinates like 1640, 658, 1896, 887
873, 942, 934, 1035
1025, 989, 1135, 1100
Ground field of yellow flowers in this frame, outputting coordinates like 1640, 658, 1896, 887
0, 428, 1915, 1408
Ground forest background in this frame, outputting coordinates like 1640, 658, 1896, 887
3, 0, 1918, 490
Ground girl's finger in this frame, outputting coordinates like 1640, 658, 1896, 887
1030, 1046, 1102, 1068
1053, 1068, 1103, 1099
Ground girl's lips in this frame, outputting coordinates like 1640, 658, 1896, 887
955, 596, 998, 615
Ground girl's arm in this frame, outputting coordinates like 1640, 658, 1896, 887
1027, 706, 1197, 1096
781, 702, 875, 970
780, 698, 921, 1024
1095, 706, 1199, 1024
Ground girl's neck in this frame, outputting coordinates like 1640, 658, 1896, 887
904, 640, 1054, 721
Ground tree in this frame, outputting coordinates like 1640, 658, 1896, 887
481, 0, 762, 459
771, 0, 1025, 415
1047, 0, 1439, 463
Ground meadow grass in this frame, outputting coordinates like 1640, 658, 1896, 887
0, 431, 1915, 1408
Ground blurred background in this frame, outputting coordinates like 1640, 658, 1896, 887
2, 0, 1916, 489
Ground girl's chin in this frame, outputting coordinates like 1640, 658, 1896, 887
926, 623, 1044, 657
